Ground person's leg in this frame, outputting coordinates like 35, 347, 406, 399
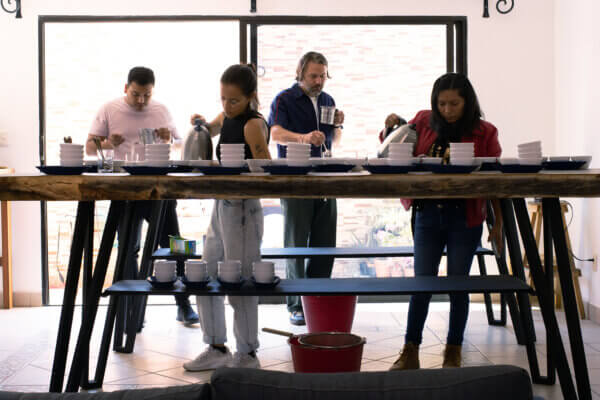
221, 199, 262, 363
158, 200, 199, 325
282, 198, 313, 317
405, 205, 446, 345
445, 208, 483, 346
392, 204, 446, 371
306, 198, 337, 278
185, 200, 232, 371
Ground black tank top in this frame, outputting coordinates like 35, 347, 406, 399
217, 108, 269, 161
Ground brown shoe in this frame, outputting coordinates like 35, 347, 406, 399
442, 344, 462, 368
390, 342, 420, 370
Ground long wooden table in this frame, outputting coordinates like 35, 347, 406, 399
0, 170, 597, 399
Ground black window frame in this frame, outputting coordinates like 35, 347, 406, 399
38, 15, 467, 305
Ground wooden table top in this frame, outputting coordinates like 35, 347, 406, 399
1, 170, 599, 201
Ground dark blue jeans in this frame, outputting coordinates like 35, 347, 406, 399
405, 202, 483, 346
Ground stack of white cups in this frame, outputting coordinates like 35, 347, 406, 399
144, 144, 171, 166
517, 141, 543, 165
387, 143, 414, 166
218, 260, 242, 282
285, 143, 311, 166
60, 144, 84, 166
449, 143, 475, 166
220, 143, 246, 167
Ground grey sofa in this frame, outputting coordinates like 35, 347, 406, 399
0, 365, 537, 400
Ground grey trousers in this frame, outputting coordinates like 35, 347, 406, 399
196, 199, 263, 353
281, 198, 337, 312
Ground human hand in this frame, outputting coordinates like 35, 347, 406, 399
334, 109, 345, 125
190, 113, 206, 125
156, 127, 171, 142
385, 113, 402, 129
488, 219, 504, 255
301, 130, 326, 146
108, 133, 125, 147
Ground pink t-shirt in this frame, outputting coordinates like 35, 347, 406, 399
89, 97, 179, 160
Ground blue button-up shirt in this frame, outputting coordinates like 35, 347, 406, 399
268, 83, 336, 158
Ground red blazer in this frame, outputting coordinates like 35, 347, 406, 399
401, 110, 502, 227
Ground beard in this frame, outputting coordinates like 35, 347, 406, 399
301, 82, 323, 97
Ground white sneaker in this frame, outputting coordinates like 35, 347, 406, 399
183, 346, 233, 371
227, 352, 261, 369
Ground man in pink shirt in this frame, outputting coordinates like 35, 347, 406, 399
86, 67, 199, 326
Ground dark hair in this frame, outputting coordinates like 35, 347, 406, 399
430, 73, 482, 138
127, 67, 155, 86
221, 64, 258, 109
296, 51, 331, 81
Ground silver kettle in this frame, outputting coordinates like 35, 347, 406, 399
182, 120, 213, 161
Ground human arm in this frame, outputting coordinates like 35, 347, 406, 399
271, 125, 325, 146
85, 133, 124, 156
190, 113, 225, 138
244, 119, 271, 159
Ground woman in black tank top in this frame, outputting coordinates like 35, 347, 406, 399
183, 65, 271, 372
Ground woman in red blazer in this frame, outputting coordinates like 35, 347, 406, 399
390, 73, 503, 370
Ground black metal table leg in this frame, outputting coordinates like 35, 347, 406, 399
49, 201, 94, 392
64, 201, 125, 391
500, 200, 537, 344
513, 198, 578, 397
541, 198, 556, 383
122, 200, 167, 353
478, 253, 507, 326
543, 198, 591, 399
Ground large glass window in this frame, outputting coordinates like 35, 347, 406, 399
41, 16, 464, 303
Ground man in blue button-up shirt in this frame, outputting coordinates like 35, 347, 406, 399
268, 52, 345, 326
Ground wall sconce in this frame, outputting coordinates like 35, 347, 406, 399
483, 0, 514, 18
1, 0, 21, 18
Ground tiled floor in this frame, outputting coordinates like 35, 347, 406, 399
0, 302, 599, 399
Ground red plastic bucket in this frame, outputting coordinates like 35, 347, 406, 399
289, 332, 365, 373
301, 295, 357, 333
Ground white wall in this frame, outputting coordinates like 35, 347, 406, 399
0, 0, 557, 304
555, 0, 600, 318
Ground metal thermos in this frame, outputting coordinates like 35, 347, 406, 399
182, 119, 213, 161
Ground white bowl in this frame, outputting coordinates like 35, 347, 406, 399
547, 156, 570, 162
517, 140, 541, 148
389, 143, 413, 151
450, 143, 474, 148
60, 143, 84, 149
450, 159, 475, 166
499, 157, 519, 165
61, 160, 84, 166
60, 154, 84, 160
421, 157, 442, 165
60, 147, 84, 153
221, 160, 246, 168
368, 158, 388, 166
145, 155, 170, 161
571, 155, 592, 168
220, 143, 245, 148
518, 158, 543, 165
388, 159, 413, 166
286, 143, 311, 149
220, 155, 244, 161
286, 159, 312, 167
309, 157, 326, 166
146, 144, 170, 150
475, 157, 497, 163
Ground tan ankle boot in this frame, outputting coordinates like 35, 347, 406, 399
442, 344, 462, 368
390, 342, 420, 370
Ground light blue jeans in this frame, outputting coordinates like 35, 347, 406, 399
196, 199, 263, 353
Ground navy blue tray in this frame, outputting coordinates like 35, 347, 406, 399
171, 165, 195, 173
217, 277, 245, 290
263, 165, 313, 175
251, 276, 281, 289
422, 164, 479, 174
122, 166, 178, 175
313, 164, 355, 173
363, 165, 415, 174
195, 166, 249, 175
37, 165, 97, 175
498, 164, 544, 173
147, 276, 177, 289
541, 160, 586, 171
479, 162, 500, 171
181, 276, 211, 289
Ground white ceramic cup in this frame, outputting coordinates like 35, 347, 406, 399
154, 260, 176, 282
185, 260, 208, 282
218, 260, 242, 282
252, 261, 275, 283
